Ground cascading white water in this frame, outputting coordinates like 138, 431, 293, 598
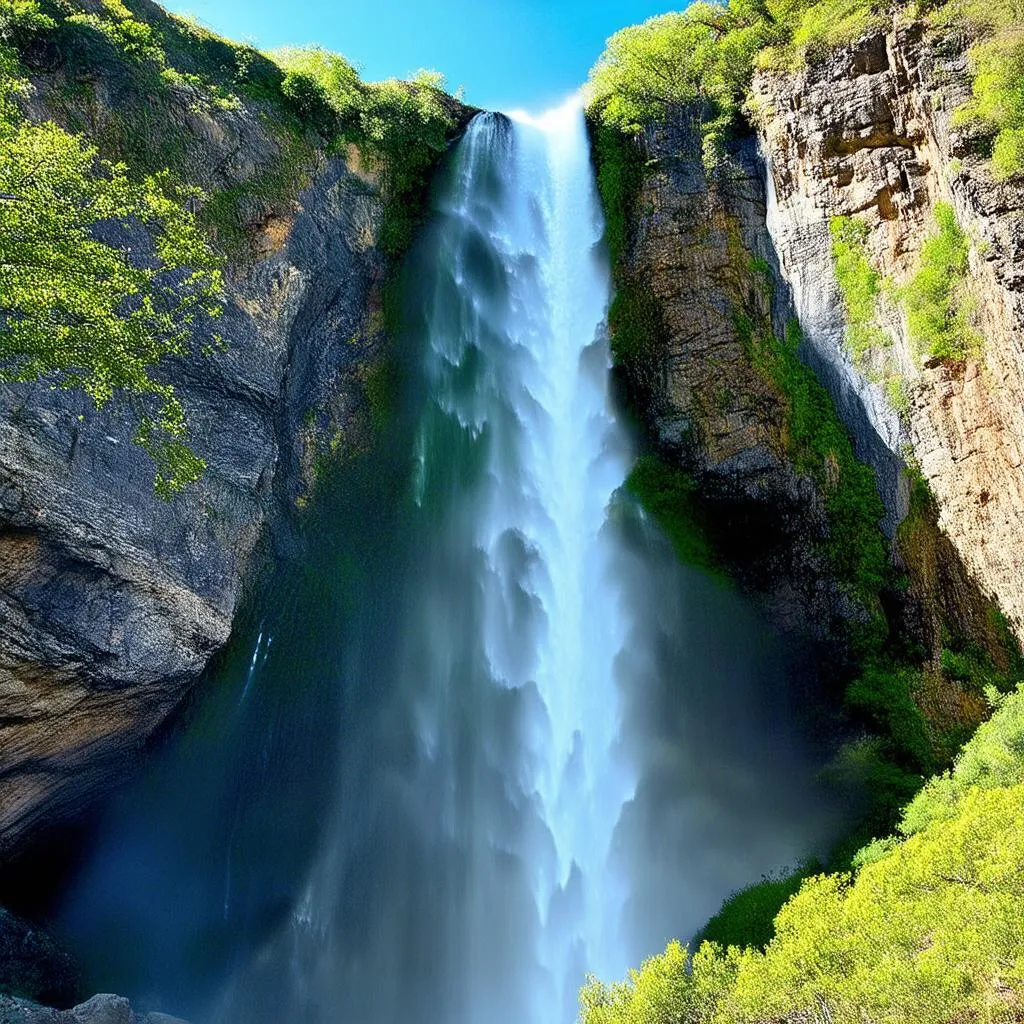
203, 100, 841, 1024
444, 99, 638, 1015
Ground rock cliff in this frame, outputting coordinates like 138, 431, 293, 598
601, 12, 1024, 765
0, 5, 468, 856
752, 19, 1024, 633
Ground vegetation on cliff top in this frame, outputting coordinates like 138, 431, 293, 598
580, 683, 1024, 1024
0, 0, 222, 497
586, 0, 1024, 179
586, 0, 885, 165
271, 46, 458, 255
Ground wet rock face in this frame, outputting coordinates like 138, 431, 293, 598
752, 22, 1024, 635
0, 60, 391, 855
0, 908, 80, 1008
624, 113, 861, 642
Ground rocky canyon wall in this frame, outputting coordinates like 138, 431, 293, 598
0, 8, 467, 856
751, 19, 1024, 634
605, 12, 1024, 760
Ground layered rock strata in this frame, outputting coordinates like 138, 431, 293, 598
752, 20, 1024, 633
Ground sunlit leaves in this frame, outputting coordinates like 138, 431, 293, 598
0, 8, 223, 496
902, 202, 978, 363
580, 687, 1024, 1024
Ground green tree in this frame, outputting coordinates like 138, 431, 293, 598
902, 202, 977, 363
0, 2, 223, 497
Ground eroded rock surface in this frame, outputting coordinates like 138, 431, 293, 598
753, 21, 1024, 633
0, 21, 469, 854
624, 114, 866, 641
0, 993, 186, 1024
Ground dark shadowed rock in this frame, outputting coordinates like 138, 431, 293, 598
0, 908, 80, 1007
0, 994, 187, 1024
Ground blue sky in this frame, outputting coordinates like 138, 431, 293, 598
163, 0, 683, 112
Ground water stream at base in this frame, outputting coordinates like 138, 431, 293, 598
48, 102, 845, 1024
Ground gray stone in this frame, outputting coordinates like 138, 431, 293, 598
69, 996, 131, 1024
752, 20, 1024, 635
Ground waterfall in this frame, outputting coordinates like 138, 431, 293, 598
417, 100, 640, 1015
61, 100, 841, 1024
213, 99, 643, 1024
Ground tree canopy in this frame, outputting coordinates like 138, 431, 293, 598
0, 0, 223, 497
580, 684, 1024, 1023
587, 0, 1023, 179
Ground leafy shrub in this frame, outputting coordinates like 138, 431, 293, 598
583, 783, 1024, 1024
782, 0, 885, 65
273, 45, 361, 129
902, 202, 978, 363
698, 863, 820, 950
725, 786, 1024, 1022
65, 0, 167, 68
900, 683, 1024, 835
846, 660, 934, 770
580, 940, 739, 1024
941, 0, 1024, 179
272, 47, 457, 256
624, 455, 718, 573
586, 0, 889, 168
829, 216, 887, 363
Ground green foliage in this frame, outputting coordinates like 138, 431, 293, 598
725, 786, 1024, 1022
272, 47, 457, 256
966, 34, 1024, 179
273, 45, 361, 132
585, 0, 888, 169
580, 940, 739, 1024
587, 0, 1013, 180
743, 318, 888, 607
585, 666, 1024, 1023
829, 215, 887, 363
902, 202, 978, 364
846, 659, 935, 770
825, 736, 926, 841
0, 0, 53, 39
698, 863, 820, 950
65, 0, 166, 69
885, 371, 909, 415
359, 77, 457, 255
591, 119, 644, 269
0, 3, 223, 497
780, 0, 885, 65
1, 0, 460, 489
940, 634, 1024, 696
901, 683, 1024, 835
583, 783, 1024, 1023
587, 4, 778, 166
941, 0, 1024, 179
624, 455, 719, 574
